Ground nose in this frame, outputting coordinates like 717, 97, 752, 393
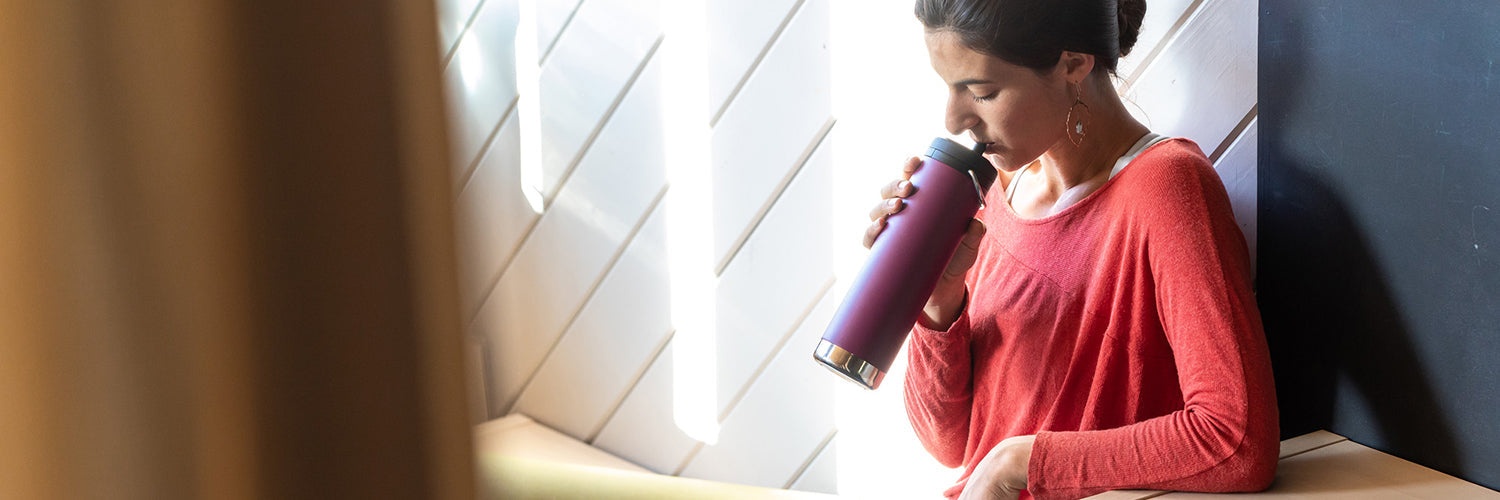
944, 93, 979, 137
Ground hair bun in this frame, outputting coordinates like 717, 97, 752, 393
1117, 0, 1147, 57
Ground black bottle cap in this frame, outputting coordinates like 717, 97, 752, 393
926, 137, 998, 194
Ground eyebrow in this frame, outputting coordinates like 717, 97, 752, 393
953, 78, 993, 87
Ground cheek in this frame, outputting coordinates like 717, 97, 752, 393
980, 95, 1063, 168
990, 95, 1059, 141
1018, 94, 1063, 124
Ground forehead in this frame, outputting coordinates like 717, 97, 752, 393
923, 30, 1038, 86
924, 31, 1000, 83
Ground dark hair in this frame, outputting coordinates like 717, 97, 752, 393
915, 0, 1147, 74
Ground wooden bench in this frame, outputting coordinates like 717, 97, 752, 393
475, 413, 838, 499
1088, 431, 1499, 499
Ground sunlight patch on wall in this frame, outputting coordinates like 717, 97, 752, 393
514, 0, 545, 213
662, 0, 720, 446
829, 1, 960, 497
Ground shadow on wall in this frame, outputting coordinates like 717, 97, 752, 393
1257, 2, 1500, 484
1258, 157, 1465, 477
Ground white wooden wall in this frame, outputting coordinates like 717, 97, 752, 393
435, 0, 1258, 496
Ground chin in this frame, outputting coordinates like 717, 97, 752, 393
983, 152, 1028, 173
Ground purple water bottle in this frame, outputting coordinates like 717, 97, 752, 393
813, 138, 996, 389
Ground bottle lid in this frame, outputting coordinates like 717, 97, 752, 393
926, 137, 998, 194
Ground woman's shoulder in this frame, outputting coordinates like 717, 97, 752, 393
1112, 137, 1234, 220
1121, 137, 1215, 187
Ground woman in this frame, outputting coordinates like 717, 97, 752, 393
863, 1, 1279, 499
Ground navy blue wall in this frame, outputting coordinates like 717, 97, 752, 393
1259, 1, 1500, 490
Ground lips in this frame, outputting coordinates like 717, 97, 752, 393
968, 135, 994, 153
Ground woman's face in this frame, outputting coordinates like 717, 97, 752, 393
924, 31, 1071, 172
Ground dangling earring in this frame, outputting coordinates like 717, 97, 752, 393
1065, 83, 1090, 146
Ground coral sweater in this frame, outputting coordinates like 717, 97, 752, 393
902, 139, 1278, 500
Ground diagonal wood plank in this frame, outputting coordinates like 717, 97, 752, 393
706, 0, 802, 123
591, 341, 701, 474
454, 116, 535, 315
710, 0, 832, 271
1123, 0, 1256, 154
1213, 116, 1258, 271
535, 0, 583, 61
589, 129, 836, 476
710, 134, 834, 417
435, 0, 484, 60
677, 287, 841, 488
443, 0, 519, 187
1116, 0, 1200, 88
788, 433, 838, 494
511, 201, 673, 440
534, 0, 661, 205
473, 52, 669, 415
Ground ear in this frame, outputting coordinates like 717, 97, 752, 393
1057, 51, 1095, 84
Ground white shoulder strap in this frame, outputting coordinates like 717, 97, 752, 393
1008, 132, 1168, 206
1109, 132, 1168, 179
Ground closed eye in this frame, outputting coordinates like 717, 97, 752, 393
972, 91, 997, 102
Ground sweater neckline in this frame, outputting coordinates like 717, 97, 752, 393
993, 136, 1176, 226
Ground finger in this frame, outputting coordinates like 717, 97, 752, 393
957, 479, 980, 500
878, 178, 914, 199
943, 219, 986, 278
902, 156, 921, 179
962, 218, 986, 244
867, 197, 904, 221
861, 217, 887, 249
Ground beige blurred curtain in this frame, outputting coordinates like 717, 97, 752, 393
0, 0, 474, 499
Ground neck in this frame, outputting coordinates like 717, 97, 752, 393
1032, 76, 1149, 192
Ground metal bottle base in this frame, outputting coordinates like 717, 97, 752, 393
812, 339, 886, 390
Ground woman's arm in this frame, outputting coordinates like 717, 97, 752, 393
904, 286, 977, 469
1024, 155, 1280, 499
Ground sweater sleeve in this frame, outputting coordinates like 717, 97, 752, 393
903, 287, 975, 469
1026, 151, 1280, 499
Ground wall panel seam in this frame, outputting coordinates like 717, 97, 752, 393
1210, 104, 1257, 163
671, 277, 837, 476
709, 0, 808, 128
455, 97, 517, 195
714, 117, 836, 276
673, 442, 707, 477
499, 184, 672, 415
444, 0, 586, 69
466, 36, 662, 324
784, 429, 838, 490
1118, 0, 1206, 94
585, 328, 678, 444
467, 332, 499, 418
539, 0, 587, 65
441, 0, 490, 69
1278, 436, 1349, 462
448, 0, 591, 193
539, 34, 664, 204
715, 276, 836, 424
467, 204, 543, 325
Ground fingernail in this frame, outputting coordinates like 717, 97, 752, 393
898, 180, 910, 193
888, 198, 901, 208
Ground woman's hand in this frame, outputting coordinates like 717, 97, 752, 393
958, 435, 1035, 500
863, 156, 986, 330
861, 156, 923, 249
